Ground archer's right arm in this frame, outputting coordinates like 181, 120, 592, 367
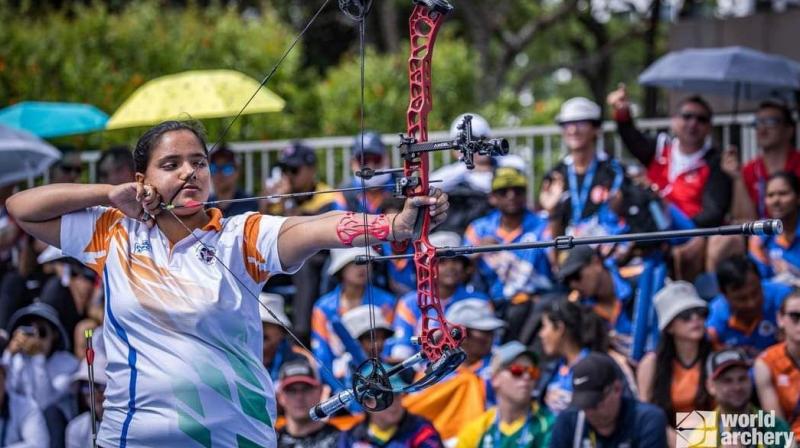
6, 184, 114, 248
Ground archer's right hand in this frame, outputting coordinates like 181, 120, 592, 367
109, 182, 163, 228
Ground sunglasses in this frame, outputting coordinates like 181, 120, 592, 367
754, 117, 785, 129
680, 112, 711, 124
58, 164, 83, 175
494, 187, 526, 197
506, 363, 539, 379
783, 311, 800, 324
675, 306, 708, 321
210, 163, 236, 176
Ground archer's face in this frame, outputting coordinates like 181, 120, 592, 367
137, 130, 211, 216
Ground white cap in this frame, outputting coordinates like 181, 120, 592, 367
450, 113, 492, 139
37, 245, 66, 264
428, 231, 462, 248
72, 329, 107, 385
445, 299, 506, 331
653, 281, 708, 331
556, 97, 602, 124
342, 305, 394, 339
259, 293, 291, 328
497, 154, 527, 171
327, 246, 378, 276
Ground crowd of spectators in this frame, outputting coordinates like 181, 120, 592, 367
1, 88, 799, 448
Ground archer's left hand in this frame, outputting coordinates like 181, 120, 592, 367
392, 187, 449, 240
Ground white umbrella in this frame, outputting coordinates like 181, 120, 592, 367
0, 124, 61, 187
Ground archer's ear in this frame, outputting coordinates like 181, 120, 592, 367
135, 173, 146, 184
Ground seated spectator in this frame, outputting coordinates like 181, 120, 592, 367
311, 247, 395, 392
707, 255, 791, 356
638, 281, 713, 445
342, 304, 394, 363
703, 348, 794, 448
549, 352, 667, 447
464, 167, 553, 303
557, 246, 635, 355
607, 85, 731, 228
276, 356, 341, 447
97, 146, 135, 185
755, 290, 800, 439
340, 131, 393, 214
0, 362, 50, 446
455, 341, 553, 448
260, 293, 306, 382
51, 148, 84, 184
66, 330, 106, 448
536, 298, 635, 415
727, 100, 800, 220
3, 302, 79, 446
207, 145, 259, 217
539, 97, 625, 238
390, 231, 490, 361
750, 172, 800, 286
446, 299, 505, 381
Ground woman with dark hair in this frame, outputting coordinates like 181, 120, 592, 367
750, 171, 800, 285
536, 298, 636, 415
5, 120, 450, 447
638, 281, 713, 447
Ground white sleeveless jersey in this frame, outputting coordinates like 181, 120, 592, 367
61, 207, 295, 448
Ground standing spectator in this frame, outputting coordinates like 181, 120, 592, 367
539, 97, 625, 238
549, 352, 667, 448
456, 341, 554, 448
726, 101, 799, 220
750, 172, 800, 285
557, 245, 636, 355
390, 231, 490, 361
703, 348, 794, 448
708, 255, 792, 356
637, 281, 713, 446
262, 142, 346, 343
51, 149, 83, 184
65, 331, 106, 448
465, 167, 553, 303
207, 145, 258, 217
311, 247, 395, 392
259, 293, 306, 382
0, 362, 49, 447
755, 290, 800, 439
96, 146, 135, 185
341, 131, 393, 214
276, 356, 340, 448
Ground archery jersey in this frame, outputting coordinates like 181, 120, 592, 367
749, 220, 800, 286
61, 207, 296, 448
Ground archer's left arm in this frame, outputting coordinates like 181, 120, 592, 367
276, 189, 448, 269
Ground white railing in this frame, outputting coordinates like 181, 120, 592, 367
80, 113, 765, 200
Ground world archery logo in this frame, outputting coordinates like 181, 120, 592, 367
676, 411, 717, 448
196, 244, 216, 265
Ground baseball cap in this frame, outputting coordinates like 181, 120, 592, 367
351, 131, 386, 157
258, 293, 292, 329
490, 341, 537, 374
557, 245, 596, 282
445, 299, 506, 331
653, 281, 708, 331
706, 349, 751, 380
570, 352, 620, 409
491, 167, 527, 192
342, 305, 394, 339
278, 356, 321, 390
556, 97, 602, 124
278, 142, 317, 169
209, 146, 237, 165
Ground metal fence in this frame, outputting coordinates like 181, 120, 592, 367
79, 113, 765, 201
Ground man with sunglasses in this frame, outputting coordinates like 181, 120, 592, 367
340, 131, 394, 214
464, 167, 553, 304
728, 100, 800, 220
540, 97, 625, 238
608, 85, 731, 229
51, 148, 84, 184
207, 145, 259, 217
550, 352, 667, 448
756, 291, 800, 440
456, 341, 554, 448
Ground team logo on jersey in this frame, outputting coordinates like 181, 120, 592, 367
196, 245, 216, 265
133, 240, 152, 254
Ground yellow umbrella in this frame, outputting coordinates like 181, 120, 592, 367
106, 69, 285, 130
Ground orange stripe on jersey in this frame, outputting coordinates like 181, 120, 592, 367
759, 342, 800, 436
464, 226, 479, 245
83, 208, 125, 275
749, 236, 769, 264
396, 301, 416, 326
311, 308, 331, 341
242, 213, 270, 283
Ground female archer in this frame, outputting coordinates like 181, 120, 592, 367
6, 120, 449, 447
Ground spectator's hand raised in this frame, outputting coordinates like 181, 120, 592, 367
607, 83, 629, 111
539, 172, 565, 213
721, 145, 741, 179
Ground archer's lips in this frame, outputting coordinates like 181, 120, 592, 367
182, 185, 200, 191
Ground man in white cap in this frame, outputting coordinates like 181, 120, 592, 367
446, 299, 506, 385
342, 304, 394, 361
310, 247, 395, 393
539, 97, 625, 238
259, 292, 307, 382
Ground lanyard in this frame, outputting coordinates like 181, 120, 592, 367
567, 158, 599, 225
485, 409, 534, 448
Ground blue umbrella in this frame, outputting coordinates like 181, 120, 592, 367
0, 101, 108, 138
639, 46, 800, 104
